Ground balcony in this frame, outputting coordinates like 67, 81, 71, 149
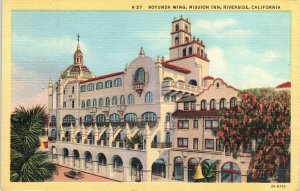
102, 106, 110, 116
117, 104, 126, 116
162, 80, 201, 95
134, 83, 145, 96
88, 107, 97, 113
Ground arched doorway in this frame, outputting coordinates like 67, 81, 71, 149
84, 151, 93, 171
87, 130, 94, 145
221, 162, 241, 183
188, 158, 199, 182
75, 132, 82, 143
98, 153, 107, 175
65, 130, 70, 142
73, 150, 80, 168
189, 80, 197, 86
51, 146, 57, 162
174, 157, 184, 181
131, 157, 143, 182
112, 155, 123, 172
62, 148, 69, 165
152, 158, 166, 180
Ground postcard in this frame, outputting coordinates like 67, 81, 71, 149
2, 0, 300, 190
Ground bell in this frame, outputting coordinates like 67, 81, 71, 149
192, 163, 204, 180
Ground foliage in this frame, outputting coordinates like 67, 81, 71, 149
125, 133, 143, 149
194, 160, 217, 183
217, 88, 290, 181
10, 105, 58, 182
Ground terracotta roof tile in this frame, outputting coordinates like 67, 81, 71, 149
162, 62, 191, 74
276, 81, 291, 88
203, 75, 214, 80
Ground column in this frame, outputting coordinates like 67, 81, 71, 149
68, 155, 74, 168
123, 166, 131, 182
108, 124, 113, 147
168, 163, 173, 180
107, 163, 113, 178
142, 169, 152, 182
58, 154, 63, 165
183, 166, 188, 182
215, 160, 221, 183
80, 157, 85, 170
92, 161, 98, 174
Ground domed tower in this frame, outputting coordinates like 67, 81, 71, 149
60, 34, 94, 80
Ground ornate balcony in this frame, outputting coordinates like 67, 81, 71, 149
117, 104, 126, 116
162, 80, 201, 95
134, 83, 145, 96
102, 106, 110, 116
88, 107, 97, 113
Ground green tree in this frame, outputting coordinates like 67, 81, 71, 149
194, 160, 217, 183
216, 88, 290, 181
125, 133, 143, 149
10, 105, 58, 182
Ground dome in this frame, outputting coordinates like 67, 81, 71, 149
60, 64, 94, 79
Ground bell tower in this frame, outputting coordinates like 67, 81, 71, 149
171, 15, 192, 48
74, 33, 83, 65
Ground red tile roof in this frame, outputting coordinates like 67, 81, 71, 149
203, 75, 214, 80
80, 71, 124, 84
172, 110, 220, 118
162, 62, 191, 74
276, 81, 291, 88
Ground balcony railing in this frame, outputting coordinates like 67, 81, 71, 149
162, 80, 201, 94
62, 122, 76, 127
151, 142, 172, 148
117, 104, 126, 115
96, 121, 157, 128
134, 83, 145, 96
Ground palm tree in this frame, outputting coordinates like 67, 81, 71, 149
194, 160, 217, 183
125, 134, 143, 149
10, 105, 58, 182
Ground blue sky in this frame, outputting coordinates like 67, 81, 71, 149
12, 11, 290, 108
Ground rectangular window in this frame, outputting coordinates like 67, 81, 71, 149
177, 138, 188, 148
216, 139, 224, 151
190, 101, 196, 110
205, 139, 214, 150
243, 142, 252, 153
193, 120, 198, 128
177, 120, 189, 129
225, 146, 231, 156
193, 138, 198, 149
205, 120, 219, 130
184, 102, 189, 110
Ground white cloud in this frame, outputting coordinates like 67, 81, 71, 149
195, 18, 237, 32
206, 47, 230, 78
261, 51, 280, 63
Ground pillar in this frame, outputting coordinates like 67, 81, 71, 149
94, 124, 99, 146
108, 123, 113, 147
92, 161, 98, 174
123, 166, 131, 182
80, 157, 85, 170
144, 123, 151, 150
107, 163, 113, 178
81, 124, 86, 144
58, 154, 63, 165
70, 123, 75, 143
69, 155, 74, 168
183, 166, 188, 182
142, 169, 152, 182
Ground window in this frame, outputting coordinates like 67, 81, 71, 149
87, 83, 94, 91
72, 86, 75, 94
193, 120, 198, 128
50, 115, 56, 126
185, 37, 189, 43
175, 24, 179, 31
105, 97, 110, 106
109, 113, 120, 122
165, 113, 171, 122
193, 138, 198, 149
185, 24, 188, 31
124, 113, 137, 122
51, 129, 56, 138
216, 139, 224, 151
183, 49, 186, 57
188, 47, 192, 55
230, 97, 237, 108
63, 102, 66, 108
189, 80, 197, 86
96, 114, 106, 123
171, 95, 176, 102
220, 98, 226, 109
205, 120, 219, 130
84, 115, 93, 125
205, 139, 214, 149
120, 95, 125, 105
201, 49, 204, 57
184, 102, 189, 110
63, 115, 75, 123
243, 141, 252, 153
177, 138, 188, 148
217, 83, 220, 88
142, 112, 157, 122
175, 37, 179, 46
96, 82, 103, 90
201, 100, 206, 110
164, 94, 170, 102
197, 47, 200, 55
225, 146, 231, 156
72, 100, 74, 108
114, 78, 122, 87
190, 101, 196, 110
210, 99, 216, 110
177, 120, 189, 129
221, 162, 241, 183
105, 80, 112, 88
98, 98, 103, 107
135, 68, 145, 84
112, 96, 118, 105
81, 100, 85, 108
174, 157, 183, 180
81, 85, 86, 92
166, 132, 171, 143
113, 156, 123, 169
145, 92, 153, 103
128, 94, 135, 105
86, 99, 91, 107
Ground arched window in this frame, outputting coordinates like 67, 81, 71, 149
50, 115, 56, 126
93, 99, 97, 107
120, 95, 125, 105
105, 97, 110, 106
114, 78, 122, 87
128, 94, 135, 105
185, 37, 189, 43
109, 113, 120, 122
165, 112, 171, 122
189, 80, 197, 86
98, 98, 103, 107
221, 162, 241, 182
113, 155, 123, 169
201, 49, 204, 57
220, 98, 226, 109
105, 80, 112, 88
210, 99, 216, 110
145, 92, 153, 103
98, 153, 107, 166
197, 47, 200, 55
188, 158, 199, 181
230, 97, 237, 108
201, 100, 206, 110
72, 86, 75, 94
188, 47, 192, 55
86, 99, 91, 108
112, 96, 118, 105
63, 115, 75, 124
51, 129, 56, 138
81, 100, 85, 108
80, 85, 86, 92
96, 82, 103, 90
185, 24, 188, 31
183, 49, 186, 57
175, 24, 179, 31
171, 95, 176, 102
134, 68, 145, 84
175, 37, 179, 46
87, 83, 94, 91
164, 94, 170, 102
84, 115, 93, 125
124, 113, 138, 122
72, 100, 75, 108
96, 114, 106, 123
142, 112, 157, 122
174, 157, 184, 181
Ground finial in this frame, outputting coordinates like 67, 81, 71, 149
139, 47, 145, 56
76, 33, 80, 50
161, 56, 165, 63
174, 16, 176, 20
180, 15, 183, 19
156, 56, 160, 62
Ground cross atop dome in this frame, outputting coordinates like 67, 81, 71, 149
76, 33, 80, 50
74, 34, 83, 65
